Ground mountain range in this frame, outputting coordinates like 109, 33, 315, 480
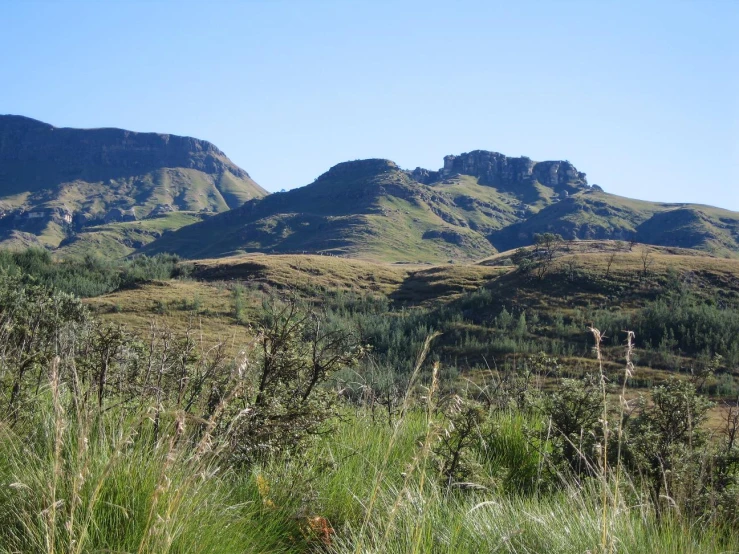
2, 115, 739, 261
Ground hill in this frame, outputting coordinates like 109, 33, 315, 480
86, 245, 739, 388
0, 115, 267, 254
143, 149, 739, 262
141, 152, 593, 262
490, 191, 739, 256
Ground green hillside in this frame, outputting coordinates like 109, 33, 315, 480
143, 151, 739, 262
491, 190, 739, 256
142, 159, 506, 262
0, 115, 267, 256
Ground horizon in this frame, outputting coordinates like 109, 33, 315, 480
2, 0, 738, 211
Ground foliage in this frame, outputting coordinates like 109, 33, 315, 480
0, 248, 184, 297
543, 376, 604, 476
0, 271, 89, 420
225, 296, 366, 466
623, 378, 713, 514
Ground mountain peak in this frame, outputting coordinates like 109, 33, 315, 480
411, 150, 588, 192
317, 159, 399, 181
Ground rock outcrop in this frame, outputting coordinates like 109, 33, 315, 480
409, 150, 588, 192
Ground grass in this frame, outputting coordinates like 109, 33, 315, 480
0, 394, 307, 553
84, 279, 250, 352
191, 253, 506, 300
3, 401, 736, 554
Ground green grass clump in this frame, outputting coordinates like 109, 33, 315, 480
0, 398, 306, 553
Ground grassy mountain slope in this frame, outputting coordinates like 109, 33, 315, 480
490, 189, 739, 256
0, 115, 267, 255
145, 149, 739, 262
57, 211, 209, 259
142, 159, 504, 262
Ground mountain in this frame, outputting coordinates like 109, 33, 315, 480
490, 192, 739, 257
2, 119, 737, 263
141, 152, 594, 262
144, 149, 739, 262
0, 115, 266, 254
142, 158, 492, 262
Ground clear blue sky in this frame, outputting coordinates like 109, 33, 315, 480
2, 0, 738, 210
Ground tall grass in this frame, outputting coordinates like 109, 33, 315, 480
1, 325, 736, 553
2, 388, 737, 553
0, 385, 307, 553
254, 410, 738, 554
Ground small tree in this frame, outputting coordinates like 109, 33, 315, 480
533, 232, 564, 280
563, 258, 579, 282
605, 251, 617, 279
640, 246, 654, 279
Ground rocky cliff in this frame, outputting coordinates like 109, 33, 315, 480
410, 150, 588, 193
0, 115, 255, 190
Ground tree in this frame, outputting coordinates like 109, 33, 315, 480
533, 232, 564, 280
605, 251, 617, 279
563, 258, 579, 282
640, 246, 654, 279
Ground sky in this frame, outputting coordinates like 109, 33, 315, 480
2, 0, 738, 210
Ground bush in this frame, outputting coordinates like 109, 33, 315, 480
0, 248, 182, 297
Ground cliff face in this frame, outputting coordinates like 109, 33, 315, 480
411, 150, 588, 192
0, 115, 252, 188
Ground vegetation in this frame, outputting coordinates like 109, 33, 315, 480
2, 245, 739, 552
141, 159, 739, 262
0, 248, 185, 297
